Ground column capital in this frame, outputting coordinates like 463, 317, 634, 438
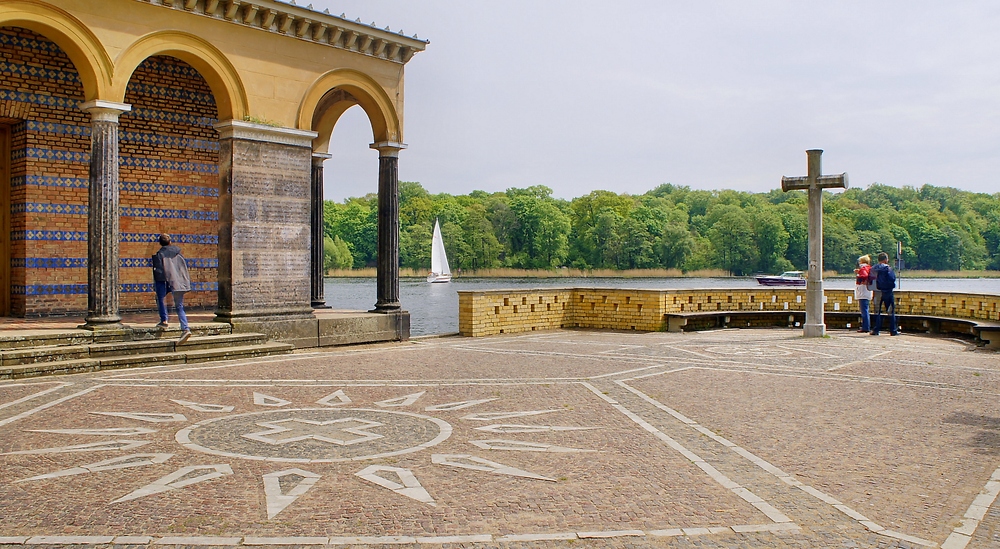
369, 141, 407, 157
79, 100, 131, 122
312, 152, 332, 165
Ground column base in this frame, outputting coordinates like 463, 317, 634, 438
370, 304, 401, 314
79, 316, 125, 331
802, 323, 827, 337
312, 301, 332, 309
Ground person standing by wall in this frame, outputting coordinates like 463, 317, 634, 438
154, 234, 192, 344
870, 251, 898, 336
854, 255, 873, 333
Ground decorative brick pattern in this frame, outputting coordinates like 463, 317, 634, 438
1, 28, 221, 315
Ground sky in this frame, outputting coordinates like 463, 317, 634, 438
308, 1, 1000, 202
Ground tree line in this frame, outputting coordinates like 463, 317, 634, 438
323, 182, 1000, 275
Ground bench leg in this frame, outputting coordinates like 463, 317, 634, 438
980, 331, 1000, 350
667, 317, 687, 333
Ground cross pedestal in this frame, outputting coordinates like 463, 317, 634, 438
781, 149, 848, 337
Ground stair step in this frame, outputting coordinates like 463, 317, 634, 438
1, 333, 270, 366
0, 330, 92, 350
88, 333, 266, 357
184, 342, 294, 363
0, 341, 293, 380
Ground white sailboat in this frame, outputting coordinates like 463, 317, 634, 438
427, 218, 452, 283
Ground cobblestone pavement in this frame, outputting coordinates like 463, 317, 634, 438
2, 328, 1000, 548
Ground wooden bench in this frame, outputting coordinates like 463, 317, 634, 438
663, 310, 1000, 348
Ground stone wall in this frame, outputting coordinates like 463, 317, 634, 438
458, 287, 1000, 337
0, 28, 220, 315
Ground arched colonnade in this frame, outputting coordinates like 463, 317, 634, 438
0, 0, 422, 327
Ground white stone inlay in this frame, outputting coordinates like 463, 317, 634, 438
316, 390, 351, 406
356, 465, 435, 506
18, 453, 173, 482
170, 400, 235, 413
375, 391, 425, 407
27, 427, 157, 436
941, 465, 1000, 549
25, 536, 115, 545
474, 424, 596, 434
263, 468, 320, 519
92, 412, 187, 423
469, 439, 593, 453
432, 453, 555, 482
424, 398, 496, 411
244, 417, 384, 446
254, 393, 291, 407
461, 410, 558, 421
2, 440, 150, 455
112, 464, 233, 503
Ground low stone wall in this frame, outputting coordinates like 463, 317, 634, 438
457, 287, 1000, 337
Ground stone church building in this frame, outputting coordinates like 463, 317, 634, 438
0, 0, 424, 342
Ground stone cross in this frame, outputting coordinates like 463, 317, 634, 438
781, 149, 848, 337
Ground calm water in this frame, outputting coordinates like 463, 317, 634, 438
324, 277, 1000, 337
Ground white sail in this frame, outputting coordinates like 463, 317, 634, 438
428, 219, 451, 283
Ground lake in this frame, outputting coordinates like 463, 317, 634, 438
324, 277, 1000, 337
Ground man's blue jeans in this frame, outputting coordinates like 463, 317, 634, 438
858, 298, 870, 332
155, 280, 169, 323
173, 290, 189, 332
873, 291, 897, 335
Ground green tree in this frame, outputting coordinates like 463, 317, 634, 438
323, 235, 353, 271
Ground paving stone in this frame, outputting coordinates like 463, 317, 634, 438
0, 328, 998, 548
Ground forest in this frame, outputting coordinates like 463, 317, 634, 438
323, 182, 1000, 275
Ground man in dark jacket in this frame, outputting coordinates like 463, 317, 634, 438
153, 234, 193, 343
869, 251, 898, 336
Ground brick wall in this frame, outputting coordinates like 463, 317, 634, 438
458, 288, 1000, 337
119, 55, 219, 311
1, 27, 220, 316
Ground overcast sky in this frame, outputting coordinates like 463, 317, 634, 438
308, 1, 1000, 202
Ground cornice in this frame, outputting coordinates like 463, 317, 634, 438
214, 119, 317, 147
131, 0, 428, 64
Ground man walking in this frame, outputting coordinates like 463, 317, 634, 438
152, 234, 192, 343
870, 251, 898, 336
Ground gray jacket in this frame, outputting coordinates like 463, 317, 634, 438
156, 245, 192, 292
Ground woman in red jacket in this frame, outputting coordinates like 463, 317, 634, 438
854, 255, 873, 333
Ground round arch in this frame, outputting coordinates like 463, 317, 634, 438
112, 31, 248, 121
0, 0, 112, 101
298, 69, 401, 152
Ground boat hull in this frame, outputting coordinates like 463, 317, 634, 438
427, 273, 452, 283
756, 276, 806, 287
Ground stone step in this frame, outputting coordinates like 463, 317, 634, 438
0, 342, 294, 380
0, 323, 233, 350
1, 333, 268, 366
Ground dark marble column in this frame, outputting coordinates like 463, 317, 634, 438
370, 142, 406, 313
311, 153, 332, 308
80, 101, 130, 329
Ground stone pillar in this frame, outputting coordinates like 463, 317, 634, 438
214, 120, 318, 327
804, 150, 825, 337
370, 142, 406, 313
311, 153, 332, 309
79, 100, 131, 329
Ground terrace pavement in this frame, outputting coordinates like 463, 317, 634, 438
1, 327, 999, 548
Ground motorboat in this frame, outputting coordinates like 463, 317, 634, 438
755, 271, 806, 286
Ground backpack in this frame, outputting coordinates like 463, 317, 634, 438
875, 264, 896, 291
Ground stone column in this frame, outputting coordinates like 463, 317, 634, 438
80, 100, 131, 329
214, 120, 318, 326
311, 153, 332, 308
804, 150, 825, 337
370, 142, 406, 313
